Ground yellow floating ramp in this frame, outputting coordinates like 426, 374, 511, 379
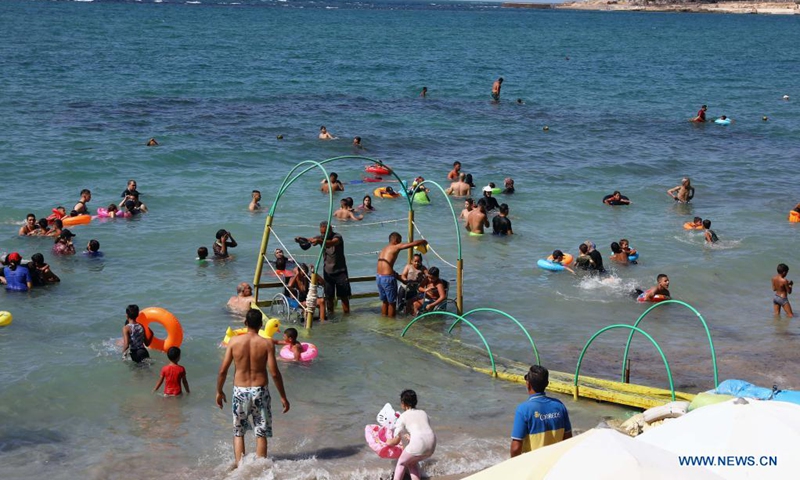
377, 325, 695, 410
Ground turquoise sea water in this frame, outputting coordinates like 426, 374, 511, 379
1, 1, 799, 478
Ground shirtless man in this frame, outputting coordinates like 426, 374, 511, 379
249, 190, 261, 211
447, 161, 461, 181
667, 178, 695, 203
227, 282, 254, 314
321, 172, 345, 194
333, 198, 363, 221
609, 242, 628, 263
466, 203, 489, 235
74, 189, 91, 215
446, 173, 471, 197
460, 198, 475, 220
641, 274, 671, 302
352, 136, 363, 150
377, 232, 427, 317
772, 264, 793, 318
319, 126, 336, 140
216, 309, 289, 465
492, 77, 503, 102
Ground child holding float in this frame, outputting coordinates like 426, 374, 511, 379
386, 389, 437, 480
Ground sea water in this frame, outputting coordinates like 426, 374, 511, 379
1, 1, 799, 478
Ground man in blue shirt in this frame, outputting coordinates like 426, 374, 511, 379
510, 365, 572, 457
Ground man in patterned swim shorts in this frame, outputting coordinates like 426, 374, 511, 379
216, 309, 290, 464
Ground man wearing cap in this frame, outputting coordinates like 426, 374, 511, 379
308, 222, 350, 315
2, 252, 32, 292
53, 229, 77, 256
510, 365, 572, 457
482, 186, 500, 212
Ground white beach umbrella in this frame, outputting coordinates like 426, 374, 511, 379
638, 398, 800, 479
466, 428, 721, 480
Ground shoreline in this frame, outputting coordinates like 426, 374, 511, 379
503, 1, 800, 15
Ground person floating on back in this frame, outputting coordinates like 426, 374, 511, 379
772, 264, 793, 318
153, 347, 190, 396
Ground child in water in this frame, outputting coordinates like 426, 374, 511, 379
386, 389, 437, 480
153, 347, 190, 396
551, 250, 575, 274
619, 238, 637, 264
703, 219, 718, 244
276, 327, 303, 361
197, 246, 208, 264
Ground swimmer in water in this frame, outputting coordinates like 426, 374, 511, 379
352, 136, 364, 151
19, 213, 37, 236
691, 105, 707, 123
619, 239, 637, 263
667, 177, 694, 203
491, 77, 503, 102
447, 161, 461, 181
74, 189, 92, 215
492, 203, 513, 235
687, 216, 703, 229
574, 243, 593, 271
321, 172, 345, 194
146, 138, 159, 146
516, 98, 524, 105
602, 191, 631, 206
276, 328, 304, 361
703, 219, 718, 244
227, 282, 255, 315
420, 86, 427, 98
334, 198, 363, 221
637, 274, 671, 302
249, 190, 261, 212
550, 250, 575, 274
197, 246, 208, 262
319, 125, 337, 140
357, 195, 375, 212
609, 242, 628, 264
460, 198, 474, 220
466, 203, 489, 235
446, 173, 471, 197
503, 177, 515, 194
772, 263, 793, 318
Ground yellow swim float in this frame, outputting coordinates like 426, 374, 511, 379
221, 317, 281, 346
789, 211, 800, 223
0, 311, 12, 327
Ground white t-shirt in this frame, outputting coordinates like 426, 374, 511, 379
394, 408, 436, 456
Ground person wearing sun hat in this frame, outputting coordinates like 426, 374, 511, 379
3, 252, 32, 292
53, 229, 77, 256
481, 185, 500, 212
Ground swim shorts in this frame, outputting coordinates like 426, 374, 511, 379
774, 295, 789, 307
232, 386, 272, 438
491, 93, 500, 101
376, 274, 398, 303
324, 271, 351, 300
130, 348, 150, 363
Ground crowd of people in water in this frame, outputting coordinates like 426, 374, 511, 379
3, 86, 797, 477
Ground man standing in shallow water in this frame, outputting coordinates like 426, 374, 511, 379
216, 309, 289, 464
492, 77, 503, 102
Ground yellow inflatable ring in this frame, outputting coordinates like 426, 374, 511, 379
683, 222, 704, 230
789, 211, 800, 223
221, 318, 281, 346
0, 311, 12, 327
137, 307, 183, 353
62, 215, 92, 227
547, 253, 574, 265
374, 187, 399, 199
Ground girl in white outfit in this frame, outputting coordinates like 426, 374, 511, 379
387, 389, 436, 480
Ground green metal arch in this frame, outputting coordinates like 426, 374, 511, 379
621, 300, 718, 387
575, 324, 675, 401
401, 311, 496, 376
410, 179, 462, 262
446, 308, 539, 366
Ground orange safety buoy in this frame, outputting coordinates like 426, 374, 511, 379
62, 215, 92, 227
789, 211, 800, 223
683, 222, 703, 230
137, 307, 183, 353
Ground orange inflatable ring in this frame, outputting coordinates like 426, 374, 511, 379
62, 215, 92, 227
683, 222, 703, 230
789, 211, 800, 223
547, 253, 574, 265
137, 307, 183, 353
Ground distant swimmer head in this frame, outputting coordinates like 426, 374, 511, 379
783, 95, 790, 100
551, 250, 564, 261
146, 138, 159, 147
543, 126, 549, 131
516, 98, 524, 104
720, 115, 727, 120
277, 134, 284, 140
762, 116, 769, 121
